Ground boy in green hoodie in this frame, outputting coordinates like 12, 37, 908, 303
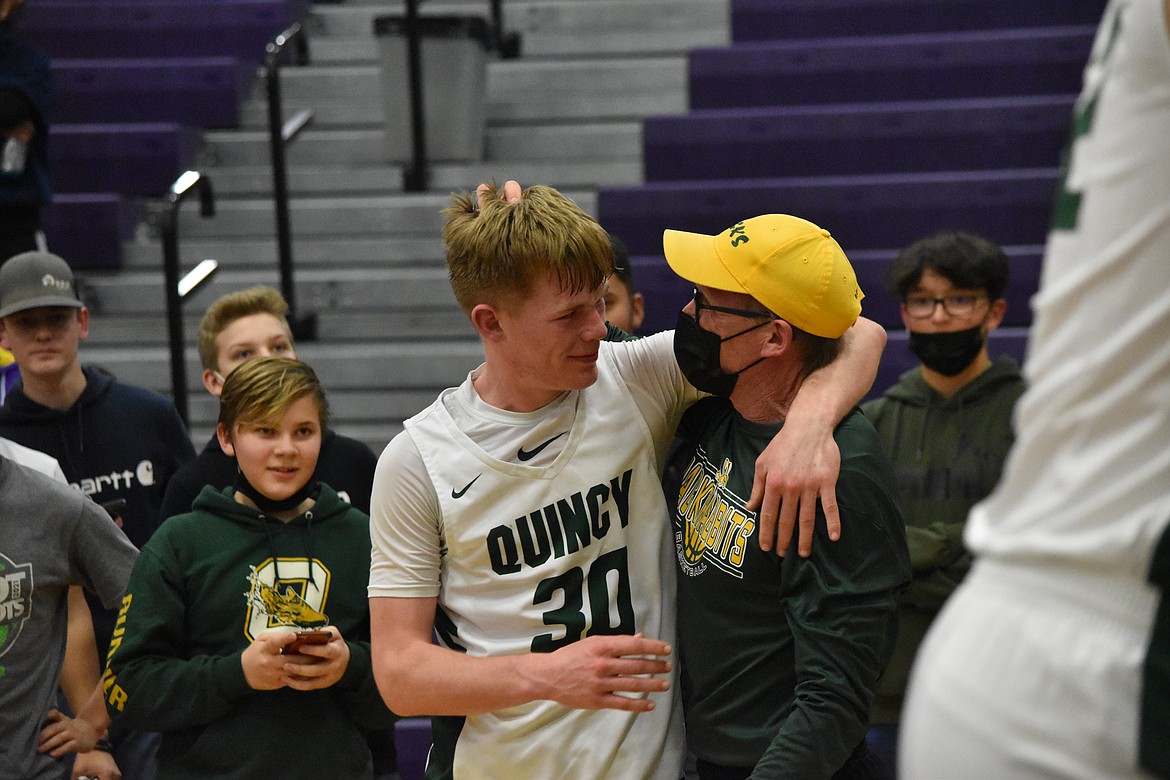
103, 357, 396, 779
862, 231, 1026, 729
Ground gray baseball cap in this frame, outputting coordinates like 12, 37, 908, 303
0, 251, 84, 318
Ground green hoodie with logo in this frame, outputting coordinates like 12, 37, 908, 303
862, 354, 1025, 722
104, 483, 396, 779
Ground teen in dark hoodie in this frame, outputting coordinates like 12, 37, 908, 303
861, 231, 1026, 729
104, 357, 396, 779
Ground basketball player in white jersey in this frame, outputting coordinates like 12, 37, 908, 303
368, 182, 887, 779
900, 1, 1170, 777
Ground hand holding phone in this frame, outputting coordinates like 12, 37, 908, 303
281, 630, 331, 655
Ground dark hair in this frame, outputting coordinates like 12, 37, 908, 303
609, 234, 637, 293
886, 231, 1010, 300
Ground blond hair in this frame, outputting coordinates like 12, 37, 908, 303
197, 286, 291, 372
217, 356, 329, 433
442, 183, 614, 315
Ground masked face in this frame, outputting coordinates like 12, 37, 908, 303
673, 309, 770, 397
907, 325, 986, 377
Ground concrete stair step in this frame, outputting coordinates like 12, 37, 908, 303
85, 340, 484, 395
230, 111, 641, 160
81, 267, 461, 316
202, 160, 639, 197
119, 235, 446, 269
84, 308, 476, 348
262, 60, 686, 121
186, 387, 445, 431
203, 128, 390, 167
306, 0, 727, 56
198, 163, 405, 196
169, 189, 598, 238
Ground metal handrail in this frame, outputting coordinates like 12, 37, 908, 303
402, 0, 428, 192
161, 170, 215, 426
490, 0, 521, 59
264, 22, 317, 339
400, 0, 520, 192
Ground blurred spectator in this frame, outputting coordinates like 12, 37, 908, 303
862, 231, 1025, 731
0, 0, 54, 259
603, 235, 645, 334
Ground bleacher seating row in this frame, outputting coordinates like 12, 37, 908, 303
607, 0, 1107, 401
23, 0, 312, 269
730, 0, 1107, 40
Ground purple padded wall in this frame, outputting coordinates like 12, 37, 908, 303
51, 57, 252, 128
41, 193, 141, 269
644, 95, 1076, 181
689, 26, 1095, 109
601, 169, 1061, 258
731, 0, 1106, 42
20, 0, 309, 62
51, 123, 201, 196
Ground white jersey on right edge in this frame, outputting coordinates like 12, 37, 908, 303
965, 0, 1170, 580
900, 2, 1170, 777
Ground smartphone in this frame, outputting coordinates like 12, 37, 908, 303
99, 498, 127, 518
281, 630, 331, 654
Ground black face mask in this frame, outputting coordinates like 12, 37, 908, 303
908, 325, 985, 377
674, 310, 769, 397
234, 466, 319, 515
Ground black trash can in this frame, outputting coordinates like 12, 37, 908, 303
374, 15, 492, 163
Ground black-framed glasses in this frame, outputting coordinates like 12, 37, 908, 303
904, 294, 988, 319
692, 288, 774, 322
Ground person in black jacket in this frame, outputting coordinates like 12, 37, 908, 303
0, 0, 54, 260
159, 286, 378, 521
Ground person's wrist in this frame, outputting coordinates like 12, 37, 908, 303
93, 736, 114, 753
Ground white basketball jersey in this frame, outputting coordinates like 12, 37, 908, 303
404, 344, 685, 779
966, 0, 1170, 578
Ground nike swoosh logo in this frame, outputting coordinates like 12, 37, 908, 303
451, 474, 481, 499
517, 432, 568, 462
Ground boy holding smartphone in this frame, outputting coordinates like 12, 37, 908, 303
104, 358, 395, 778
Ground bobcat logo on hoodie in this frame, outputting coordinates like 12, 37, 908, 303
243, 561, 328, 638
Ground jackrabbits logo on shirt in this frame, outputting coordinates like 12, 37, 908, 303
0, 553, 33, 660
243, 559, 329, 638
674, 449, 757, 580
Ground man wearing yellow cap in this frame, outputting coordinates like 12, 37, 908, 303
664, 214, 911, 780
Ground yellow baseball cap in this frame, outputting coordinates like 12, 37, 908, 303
663, 214, 862, 338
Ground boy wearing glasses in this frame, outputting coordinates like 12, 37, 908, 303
861, 230, 1025, 729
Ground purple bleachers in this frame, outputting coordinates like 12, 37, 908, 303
51, 57, 253, 128
689, 26, 1095, 110
395, 717, 432, 780
41, 193, 141, 270
732, 0, 1106, 42
644, 95, 1076, 181
51, 123, 201, 196
20, 0, 308, 62
602, 169, 1061, 258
